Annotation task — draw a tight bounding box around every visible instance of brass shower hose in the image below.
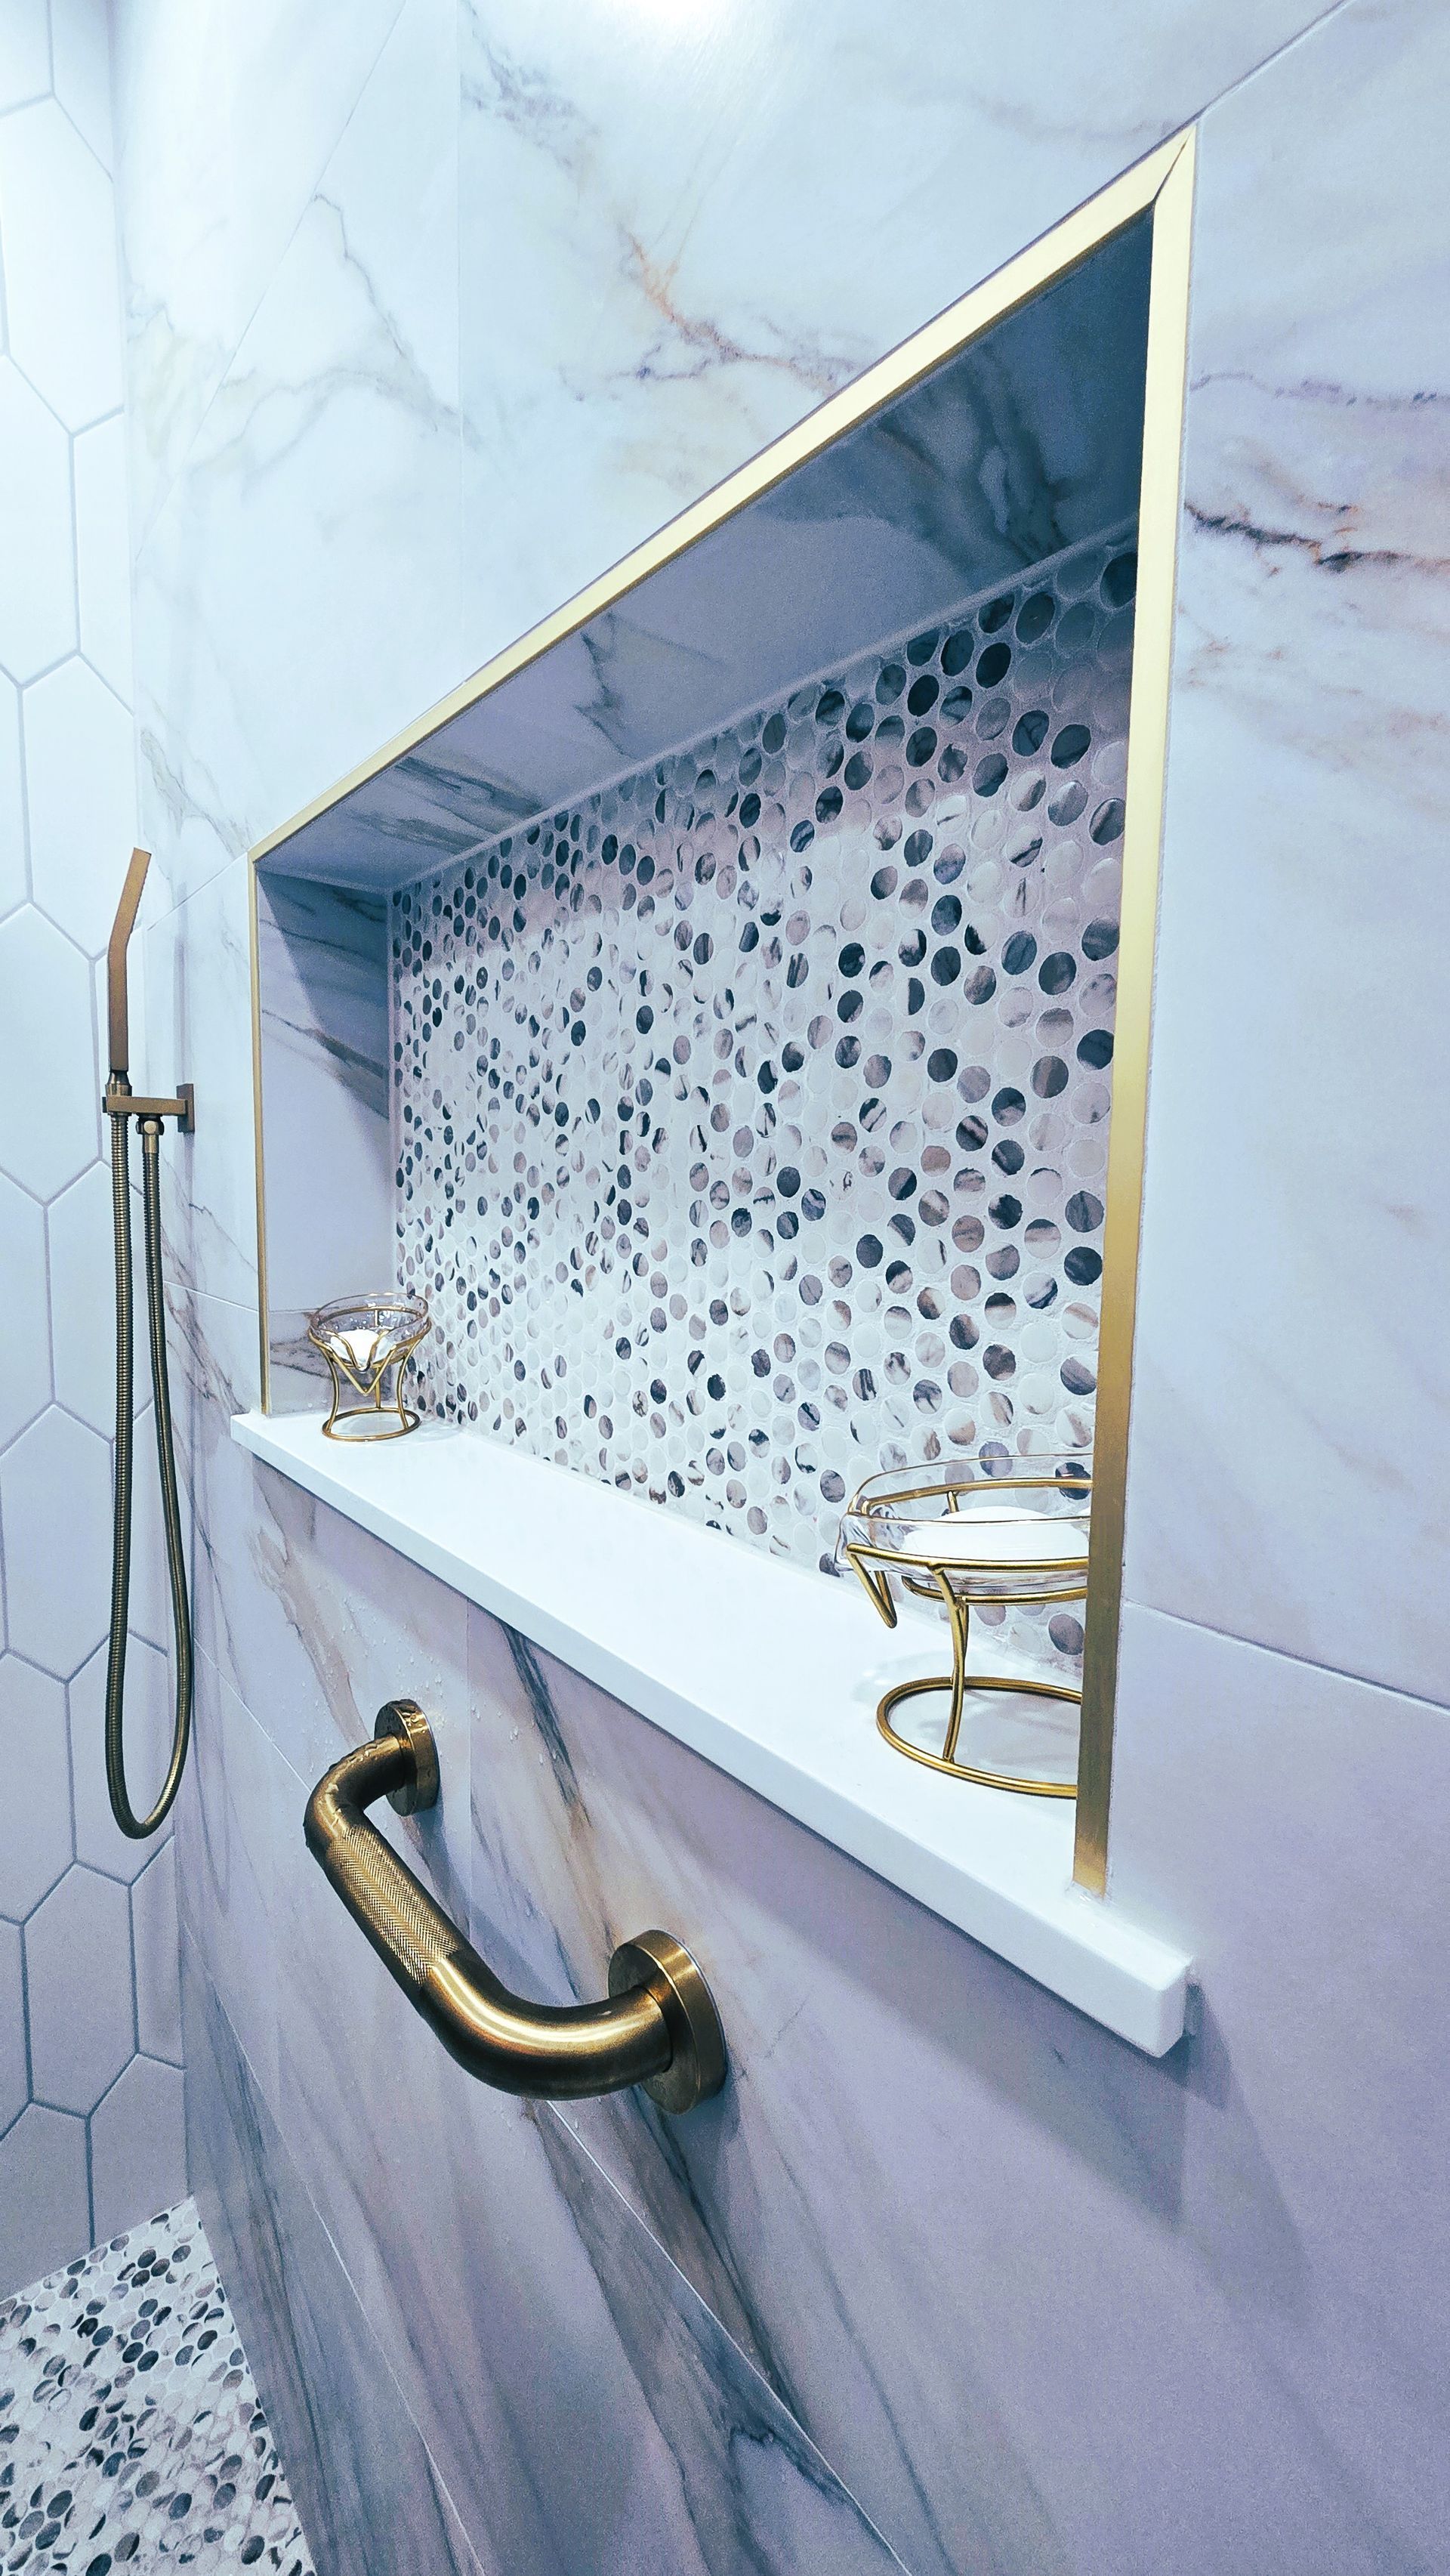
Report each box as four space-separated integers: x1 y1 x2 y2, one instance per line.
105 1089 193 1837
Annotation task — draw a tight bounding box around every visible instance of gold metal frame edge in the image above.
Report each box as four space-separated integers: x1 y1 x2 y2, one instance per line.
1072 128 1197 1895
248 131 1197 1898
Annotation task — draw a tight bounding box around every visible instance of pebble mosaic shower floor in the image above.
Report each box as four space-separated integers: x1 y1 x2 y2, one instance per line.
0 2201 312 2574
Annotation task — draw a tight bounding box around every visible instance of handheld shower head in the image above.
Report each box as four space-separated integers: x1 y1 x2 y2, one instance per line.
106 845 151 1081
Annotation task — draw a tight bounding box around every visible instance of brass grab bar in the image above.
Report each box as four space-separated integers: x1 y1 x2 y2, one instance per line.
304 1701 727 2115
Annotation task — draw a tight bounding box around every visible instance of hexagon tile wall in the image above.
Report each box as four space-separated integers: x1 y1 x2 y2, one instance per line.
395 529 1131 1665
0 2 186 2300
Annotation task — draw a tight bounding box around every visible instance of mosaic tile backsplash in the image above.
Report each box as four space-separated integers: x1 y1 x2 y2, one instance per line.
393 529 1134 1628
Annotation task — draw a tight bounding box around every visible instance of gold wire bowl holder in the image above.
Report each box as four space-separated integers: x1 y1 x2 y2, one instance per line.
839 1459 1092 1795
307 1294 431 1442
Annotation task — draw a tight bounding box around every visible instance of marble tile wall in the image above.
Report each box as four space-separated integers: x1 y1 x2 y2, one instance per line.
113 0 1449 2568
0 0 186 2302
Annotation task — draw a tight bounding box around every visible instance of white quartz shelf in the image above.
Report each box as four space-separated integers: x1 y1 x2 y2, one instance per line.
232 1410 1193 2054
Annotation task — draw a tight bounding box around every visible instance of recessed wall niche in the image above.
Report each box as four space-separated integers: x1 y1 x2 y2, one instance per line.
251 149 1189 1883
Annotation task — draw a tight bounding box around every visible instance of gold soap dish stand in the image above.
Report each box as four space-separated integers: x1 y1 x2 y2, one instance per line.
839 1459 1091 1795
307 1295 431 1441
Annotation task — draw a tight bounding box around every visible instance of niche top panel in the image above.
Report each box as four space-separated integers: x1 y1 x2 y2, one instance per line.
261 218 1151 894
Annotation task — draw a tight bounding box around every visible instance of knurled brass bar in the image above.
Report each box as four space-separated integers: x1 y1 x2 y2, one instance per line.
304 1712 727 2113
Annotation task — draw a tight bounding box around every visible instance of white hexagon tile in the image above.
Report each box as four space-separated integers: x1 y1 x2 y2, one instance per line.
0 0 186 2306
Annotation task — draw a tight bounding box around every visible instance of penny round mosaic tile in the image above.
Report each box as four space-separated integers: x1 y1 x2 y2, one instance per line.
393 528 1134 1665
0 2200 311 2572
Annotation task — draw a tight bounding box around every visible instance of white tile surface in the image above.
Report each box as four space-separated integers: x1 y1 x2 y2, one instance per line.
1123 0 1450 1709
0 2105 91 2302
0 0 49 113
174 1648 286 2114
23 656 137 956
0 1919 25 2130
1105 1603 1450 2568
0 1657 72 1923
455 0 1337 668
73 415 135 700
0 677 23 916
113 0 410 541
0 98 123 430
0 363 76 683
0 1172 50 1448
50 0 115 168
24 1862 134 2114
0 910 98 1199
68 1635 176 1884
131 1838 182 2063
143 856 257 1308
130 0 461 899
89 2053 187 2241
234 1407 1191 2051
46 1160 119 1435
0 1404 112 1677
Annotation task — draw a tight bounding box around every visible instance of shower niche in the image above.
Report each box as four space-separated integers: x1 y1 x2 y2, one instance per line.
244 142 1195 2047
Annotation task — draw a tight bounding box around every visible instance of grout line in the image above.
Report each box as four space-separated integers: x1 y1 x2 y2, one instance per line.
1128 1596 1450 1718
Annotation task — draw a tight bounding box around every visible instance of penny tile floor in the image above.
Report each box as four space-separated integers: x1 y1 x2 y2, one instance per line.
0 2199 312 2572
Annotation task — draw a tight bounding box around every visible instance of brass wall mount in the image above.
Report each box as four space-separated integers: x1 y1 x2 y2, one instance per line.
304 1702 728 2114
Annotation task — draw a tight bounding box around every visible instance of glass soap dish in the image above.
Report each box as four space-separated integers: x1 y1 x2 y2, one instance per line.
307 1294 431 1442
839 1459 1092 1796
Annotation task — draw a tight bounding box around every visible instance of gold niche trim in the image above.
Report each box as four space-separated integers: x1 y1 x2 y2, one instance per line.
247 128 1197 1896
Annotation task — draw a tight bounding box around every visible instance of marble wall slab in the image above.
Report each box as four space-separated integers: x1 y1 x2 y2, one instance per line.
181 1938 490 2576
113 0 1450 2565
270 1808 906 2574
1121 0 1450 1710
455 0 1339 672
253 870 392 1404
128 0 461 916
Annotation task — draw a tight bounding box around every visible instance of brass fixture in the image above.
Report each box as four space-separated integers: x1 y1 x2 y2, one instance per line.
304 1702 728 2114
307 1293 430 1440
841 1463 1092 1795
103 847 196 1838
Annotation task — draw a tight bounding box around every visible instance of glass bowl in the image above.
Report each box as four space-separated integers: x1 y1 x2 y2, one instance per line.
839 1456 1092 1793
306 1293 431 1441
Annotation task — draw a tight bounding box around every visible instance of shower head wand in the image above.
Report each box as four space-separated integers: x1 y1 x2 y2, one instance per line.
107 844 150 1080
102 846 196 1839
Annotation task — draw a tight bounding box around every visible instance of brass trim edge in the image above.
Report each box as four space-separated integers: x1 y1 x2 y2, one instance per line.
248 854 271 1414
1072 127 1197 1895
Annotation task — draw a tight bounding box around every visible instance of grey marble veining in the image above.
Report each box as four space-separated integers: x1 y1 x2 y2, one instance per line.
113 0 1450 2568
1121 0 1450 1709
181 1940 487 2576
270 1816 906 2576
253 871 393 1403
275 220 1150 892
457 1587 1450 2576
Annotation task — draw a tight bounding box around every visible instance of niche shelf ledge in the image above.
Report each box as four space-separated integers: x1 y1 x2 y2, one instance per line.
232 1409 1192 2054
